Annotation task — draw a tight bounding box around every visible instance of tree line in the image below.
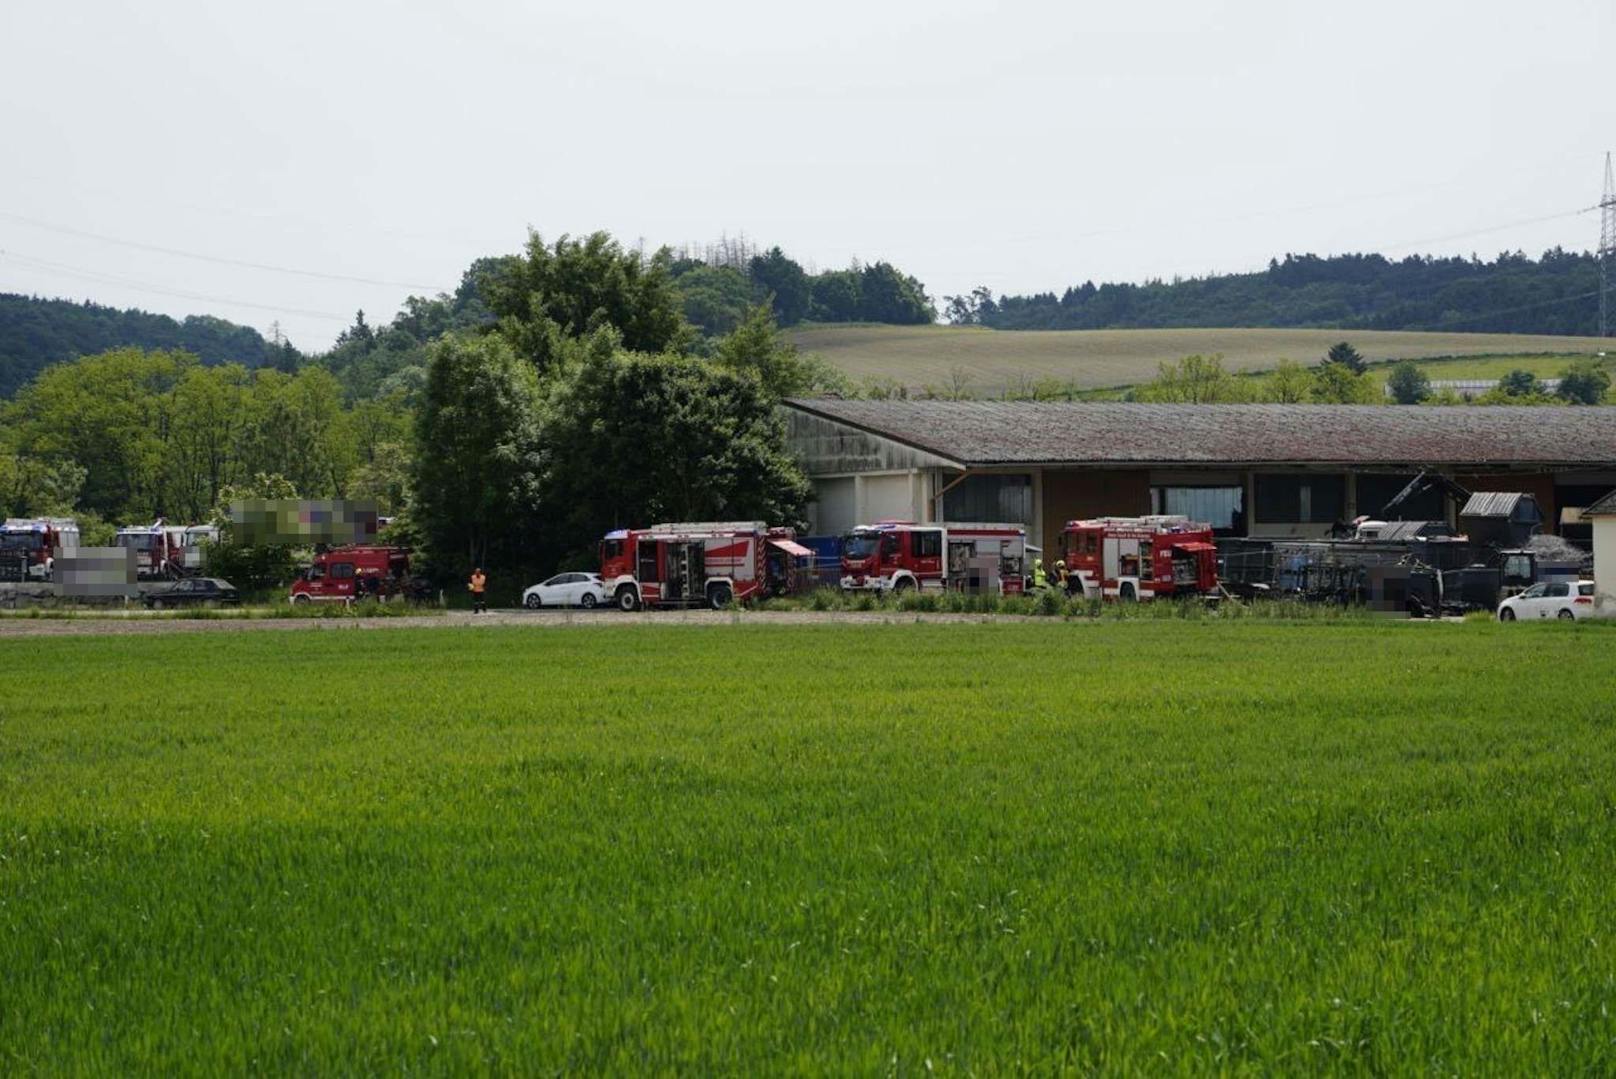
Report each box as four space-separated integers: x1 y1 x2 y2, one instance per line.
0 242 936 405
0 293 299 398
670 243 935 337
0 349 411 544
948 248 1610 336
0 230 838 590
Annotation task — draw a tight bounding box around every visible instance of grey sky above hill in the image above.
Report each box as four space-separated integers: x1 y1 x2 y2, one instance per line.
1 0 1612 350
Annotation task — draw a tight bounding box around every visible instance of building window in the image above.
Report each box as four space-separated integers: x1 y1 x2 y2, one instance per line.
1254 474 1345 524
942 474 1032 524
1151 486 1245 534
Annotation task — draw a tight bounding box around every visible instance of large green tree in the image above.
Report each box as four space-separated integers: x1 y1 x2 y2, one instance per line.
1385 361 1431 405
483 231 695 372
539 351 810 565
410 334 544 575
712 304 813 399
748 247 811 326
1556 361 1609 405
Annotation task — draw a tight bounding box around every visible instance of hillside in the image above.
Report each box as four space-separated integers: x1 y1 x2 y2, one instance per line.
0 293 291 397
790 323 1613 392
971 249 1603 336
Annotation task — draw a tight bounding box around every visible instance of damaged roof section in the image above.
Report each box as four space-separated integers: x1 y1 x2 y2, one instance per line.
783 399 1616 468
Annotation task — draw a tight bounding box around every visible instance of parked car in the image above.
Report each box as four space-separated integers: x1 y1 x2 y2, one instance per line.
1497 579 1600 621
523 572 609 609
143 577 241 609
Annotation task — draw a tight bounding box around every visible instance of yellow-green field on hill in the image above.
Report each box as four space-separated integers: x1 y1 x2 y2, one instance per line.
792 323 1612 392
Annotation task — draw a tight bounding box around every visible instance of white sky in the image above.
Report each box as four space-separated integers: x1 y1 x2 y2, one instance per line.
1 0 1612 350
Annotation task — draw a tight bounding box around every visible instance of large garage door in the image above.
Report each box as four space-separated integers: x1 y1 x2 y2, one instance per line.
810 477 855 536
862 474 916 523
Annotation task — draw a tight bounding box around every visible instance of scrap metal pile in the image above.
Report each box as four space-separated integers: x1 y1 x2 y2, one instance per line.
1216 475 1590 615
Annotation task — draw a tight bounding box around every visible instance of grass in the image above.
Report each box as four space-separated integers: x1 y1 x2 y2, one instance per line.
764 586 1372 620
4 621 1616 1072
1365 352 1608 385
0 598 441 619
791 323 1612 393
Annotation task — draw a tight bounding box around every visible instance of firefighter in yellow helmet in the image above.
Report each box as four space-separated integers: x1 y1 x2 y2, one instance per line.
1053 559 1068 592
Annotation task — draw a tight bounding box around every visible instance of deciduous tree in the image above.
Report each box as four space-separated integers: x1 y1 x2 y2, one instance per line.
1385 361 1431 405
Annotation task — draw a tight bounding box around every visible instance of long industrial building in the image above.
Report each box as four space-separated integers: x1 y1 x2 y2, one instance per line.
783 399 1616 554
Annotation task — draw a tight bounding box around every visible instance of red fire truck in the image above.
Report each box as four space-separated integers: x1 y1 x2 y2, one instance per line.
114 521 191 579
1059 515 1219 601
840 521 1028 595
0 517 80 581
289 545 417 604
600 522 812 611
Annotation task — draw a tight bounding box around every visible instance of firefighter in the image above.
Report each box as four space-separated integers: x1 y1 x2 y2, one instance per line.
1032 557 1047 590
469 567 487 614
1053 559 1069 593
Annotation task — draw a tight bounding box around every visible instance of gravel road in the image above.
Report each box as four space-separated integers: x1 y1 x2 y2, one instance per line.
0 608 1049 637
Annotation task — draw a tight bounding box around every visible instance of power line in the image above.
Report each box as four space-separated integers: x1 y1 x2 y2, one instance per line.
1599 152 1615 336
1405 288 1602 332
0 210 454 292
0 248 354 322
1376 206 1597 255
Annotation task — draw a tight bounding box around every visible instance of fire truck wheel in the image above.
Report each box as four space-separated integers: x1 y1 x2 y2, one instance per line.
1119 582 1138 602
291 593 312 606
893 577 914 594
580 593 598 609
706 584 733 610
616 587 640 612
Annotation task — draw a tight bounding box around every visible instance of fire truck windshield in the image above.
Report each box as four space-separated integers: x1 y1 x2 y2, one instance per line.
117 534 160 550
843 533 879 560
0 532 42 550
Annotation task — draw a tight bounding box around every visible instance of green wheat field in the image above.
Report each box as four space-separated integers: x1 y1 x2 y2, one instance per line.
3 621 1615 1072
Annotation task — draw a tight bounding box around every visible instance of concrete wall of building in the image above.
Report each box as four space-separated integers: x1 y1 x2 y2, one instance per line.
1038 469 1151 556
806 471 935 536
1594 518 1616 606
808 477 856 535
861 473 922 523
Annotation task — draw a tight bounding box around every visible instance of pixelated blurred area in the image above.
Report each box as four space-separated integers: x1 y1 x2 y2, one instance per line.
58 547 138 598
230 500 379 546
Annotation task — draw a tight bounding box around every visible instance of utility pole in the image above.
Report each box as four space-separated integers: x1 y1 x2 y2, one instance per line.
1601 152 1616 336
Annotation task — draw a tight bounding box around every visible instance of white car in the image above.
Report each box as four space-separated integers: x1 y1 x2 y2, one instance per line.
1497 579 1601 621
522 572 609 610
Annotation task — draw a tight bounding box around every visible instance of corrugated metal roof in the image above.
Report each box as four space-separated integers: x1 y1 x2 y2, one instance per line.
784 400 1616 468
1584 489 1616 516
1371 520 1453 541
1460 492 1529 518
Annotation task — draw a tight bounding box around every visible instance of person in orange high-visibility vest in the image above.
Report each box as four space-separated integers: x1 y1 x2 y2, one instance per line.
469 568 487 614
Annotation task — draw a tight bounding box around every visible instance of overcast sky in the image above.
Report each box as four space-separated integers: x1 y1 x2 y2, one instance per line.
2 0 1612 350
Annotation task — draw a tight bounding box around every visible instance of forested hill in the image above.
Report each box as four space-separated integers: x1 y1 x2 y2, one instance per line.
0 294 296 397
959 248 1605 336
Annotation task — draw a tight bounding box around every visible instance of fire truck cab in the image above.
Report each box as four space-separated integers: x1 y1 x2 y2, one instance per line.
1060 515 1219 601
600 522 809 611
290 545 414 604
115 521 191 580
0 517 80 581
840 521 1027 595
